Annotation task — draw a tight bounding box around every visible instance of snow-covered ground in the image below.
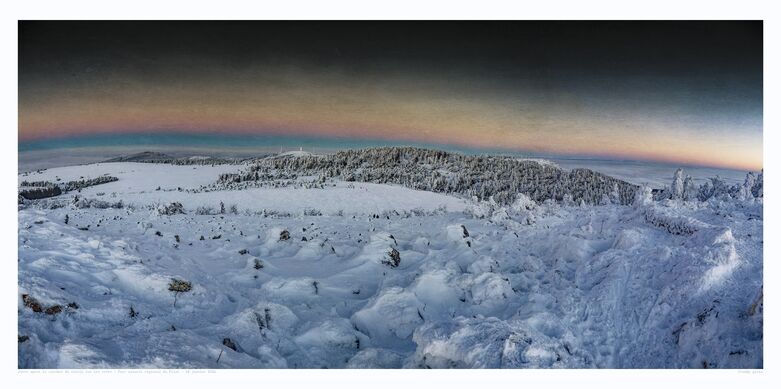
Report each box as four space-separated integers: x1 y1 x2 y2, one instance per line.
18 163 468 215
18 161 763 368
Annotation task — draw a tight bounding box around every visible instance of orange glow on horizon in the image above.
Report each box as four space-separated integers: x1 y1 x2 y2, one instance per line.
19 69 763 172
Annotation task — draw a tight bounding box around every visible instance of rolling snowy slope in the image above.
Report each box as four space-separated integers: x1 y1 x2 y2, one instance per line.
17 158 763 369
18 162 468 214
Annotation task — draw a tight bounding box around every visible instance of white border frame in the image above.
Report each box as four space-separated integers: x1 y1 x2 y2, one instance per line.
3 1 776 387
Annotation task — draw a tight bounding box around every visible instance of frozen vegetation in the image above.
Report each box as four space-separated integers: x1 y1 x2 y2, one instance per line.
213 147 639 206
17 148 763 368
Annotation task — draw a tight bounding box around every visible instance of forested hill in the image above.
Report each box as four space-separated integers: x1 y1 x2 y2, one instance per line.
217 147 639 206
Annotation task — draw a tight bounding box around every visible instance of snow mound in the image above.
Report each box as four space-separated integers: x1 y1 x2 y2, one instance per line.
351 287 424 347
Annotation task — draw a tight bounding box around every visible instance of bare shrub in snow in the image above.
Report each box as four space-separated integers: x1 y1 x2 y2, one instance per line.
168 278 192 307
44 305 62 315
21 294 62 315
382 248 401 268
222 338 238 351
21 294 43 313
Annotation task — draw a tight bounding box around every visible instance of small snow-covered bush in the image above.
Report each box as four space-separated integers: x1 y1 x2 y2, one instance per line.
698 176 733 202
511 193 536 212
642 206 706 235
490 208 511 223
88 200 113 209
302 208 322 216
195 205 215 215
509 194 537 225
464 196 496 219
158 202 185 215
73 197 123 209
23 198 67 210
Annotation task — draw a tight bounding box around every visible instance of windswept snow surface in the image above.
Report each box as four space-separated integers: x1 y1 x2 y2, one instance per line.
18 162 762 368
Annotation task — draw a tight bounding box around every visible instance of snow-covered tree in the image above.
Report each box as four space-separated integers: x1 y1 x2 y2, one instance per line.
753 170 763 198
634 184 653 207
599 193 611 205
683 175 697 201
562 194 574 206
670 168 685 200
609 183 621 204
738 172 756 201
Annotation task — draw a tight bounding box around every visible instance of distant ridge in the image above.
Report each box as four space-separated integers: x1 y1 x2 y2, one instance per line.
101 151 248 165
103 151 173 162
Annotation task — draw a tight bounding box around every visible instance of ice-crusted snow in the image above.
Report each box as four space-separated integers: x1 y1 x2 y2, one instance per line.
17 162 763 368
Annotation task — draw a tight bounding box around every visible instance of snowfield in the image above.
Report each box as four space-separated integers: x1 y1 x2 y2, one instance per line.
18 159 763 369
18 163 468 214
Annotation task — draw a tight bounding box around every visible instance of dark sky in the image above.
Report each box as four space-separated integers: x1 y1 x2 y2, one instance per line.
18 21 763 170
20 21 762 85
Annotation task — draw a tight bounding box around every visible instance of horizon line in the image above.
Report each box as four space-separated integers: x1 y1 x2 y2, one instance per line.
18 132 762 173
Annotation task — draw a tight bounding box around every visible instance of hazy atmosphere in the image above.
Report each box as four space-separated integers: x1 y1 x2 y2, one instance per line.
19 21 762 170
